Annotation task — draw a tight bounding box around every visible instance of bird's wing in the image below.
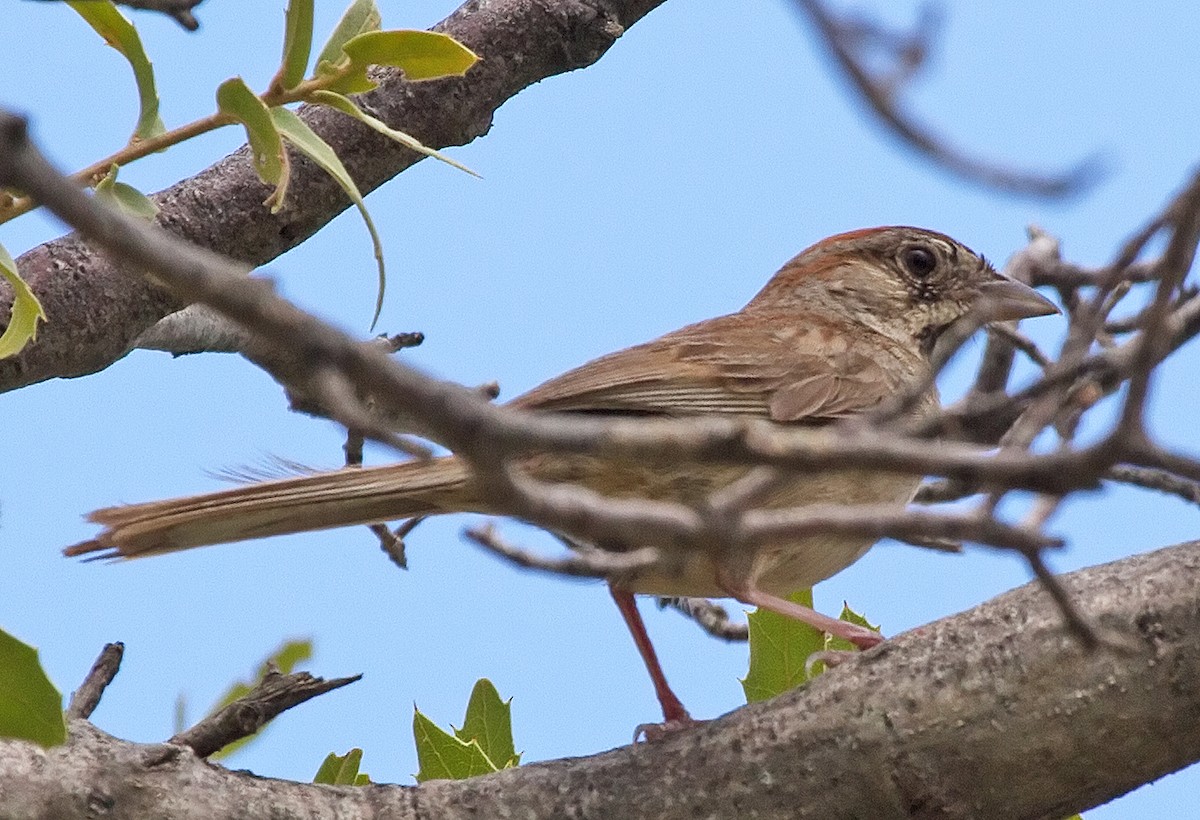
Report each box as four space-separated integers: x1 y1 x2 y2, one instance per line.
511 311 914 422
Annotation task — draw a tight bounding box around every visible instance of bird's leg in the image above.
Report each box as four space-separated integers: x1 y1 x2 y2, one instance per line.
717 574 883 650
609 586 693 732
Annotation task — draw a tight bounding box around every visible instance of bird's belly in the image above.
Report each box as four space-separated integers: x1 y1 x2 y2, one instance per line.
524 454 920 598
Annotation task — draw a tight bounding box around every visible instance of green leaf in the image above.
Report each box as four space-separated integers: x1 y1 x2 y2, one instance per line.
325 29 478 92
315 0 381 69
269 106 386 327
456 679 519 769
741 588 826 702
216 78 289 210
67 1 164 141
94 165 159 220
309 90 478 178
206 639 313 760
413 707 498 782
313 748 372 785
344 30 478 80
275 0 315 91
824 602 880 654
0 628 67 747
345 30 475 80
0 242 47 359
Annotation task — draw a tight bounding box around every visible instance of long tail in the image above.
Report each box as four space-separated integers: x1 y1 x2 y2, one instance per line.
65 457 473 560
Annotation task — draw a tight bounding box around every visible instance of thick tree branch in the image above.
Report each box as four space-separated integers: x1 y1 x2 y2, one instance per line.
2 540 1197 819
0 0 666 393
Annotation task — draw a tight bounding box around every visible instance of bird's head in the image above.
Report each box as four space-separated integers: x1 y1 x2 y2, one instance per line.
748 226 1058 354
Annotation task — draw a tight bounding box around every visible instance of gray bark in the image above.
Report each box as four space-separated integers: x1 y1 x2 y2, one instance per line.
2 540 1197 820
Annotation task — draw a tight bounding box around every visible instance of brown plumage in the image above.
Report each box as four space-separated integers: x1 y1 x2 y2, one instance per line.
67 227 1056 723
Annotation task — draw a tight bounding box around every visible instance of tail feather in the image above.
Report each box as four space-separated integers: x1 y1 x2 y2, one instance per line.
66 457 472 559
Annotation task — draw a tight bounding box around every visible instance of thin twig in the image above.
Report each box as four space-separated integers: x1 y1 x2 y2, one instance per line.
67 642 125 719
986 324 1052 369
168 668 361 758
1106 464 1200 506
658 598 749 642
373 516 426 569
792 0 1101 198
1024 550 1099 650
466 523 660 579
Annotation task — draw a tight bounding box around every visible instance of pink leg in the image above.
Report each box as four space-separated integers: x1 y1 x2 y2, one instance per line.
718 575 883 650
609 586 692 726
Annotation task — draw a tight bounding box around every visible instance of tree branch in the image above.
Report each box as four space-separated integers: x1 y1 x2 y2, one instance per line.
169 669 362 758
0 0 666 393
66 642 125 720
792 0 1103 198
3 540 1197 819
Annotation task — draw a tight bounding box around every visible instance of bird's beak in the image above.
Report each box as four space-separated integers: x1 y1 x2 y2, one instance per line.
978 276 1059 321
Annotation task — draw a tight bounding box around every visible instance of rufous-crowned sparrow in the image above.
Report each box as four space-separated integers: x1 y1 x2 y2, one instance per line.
68 226 1056 725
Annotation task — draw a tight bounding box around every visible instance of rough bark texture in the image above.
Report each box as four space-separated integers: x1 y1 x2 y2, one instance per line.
0 0 666 392
2 540 1197 819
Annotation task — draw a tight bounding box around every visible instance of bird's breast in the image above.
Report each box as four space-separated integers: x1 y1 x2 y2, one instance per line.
520 451 920 598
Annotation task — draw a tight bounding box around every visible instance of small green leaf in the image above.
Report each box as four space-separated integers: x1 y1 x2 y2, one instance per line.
206 639 313 760
216 78 289 210
313 748 371 785
824 603 881 654
456 679 519 769
0 242 47 359
269 106 386 327
337 29 478 89
315 0 381 69
413 706 498 782
741 589 826 703
68 1 164 141
321 26 478 95
0 628 67 747
275 0 315 91
94 165 159 220
309 90 478 178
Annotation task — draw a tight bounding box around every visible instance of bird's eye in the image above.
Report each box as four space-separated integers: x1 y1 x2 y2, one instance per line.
901 246 938 278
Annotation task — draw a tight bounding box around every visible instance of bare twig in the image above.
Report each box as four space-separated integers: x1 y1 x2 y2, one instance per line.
792 0 1101 198
168 668 361 758
1024 549 1100 650
372 516 426 569
466 523 660 578
1106 464 1200 506
67 642 125 720
986 324 1051 369
658 598 749 642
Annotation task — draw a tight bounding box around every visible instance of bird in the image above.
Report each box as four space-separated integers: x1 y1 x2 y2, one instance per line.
67 226 1057 728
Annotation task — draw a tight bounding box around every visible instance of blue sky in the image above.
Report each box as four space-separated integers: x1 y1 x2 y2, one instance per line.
2 1 1198 814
